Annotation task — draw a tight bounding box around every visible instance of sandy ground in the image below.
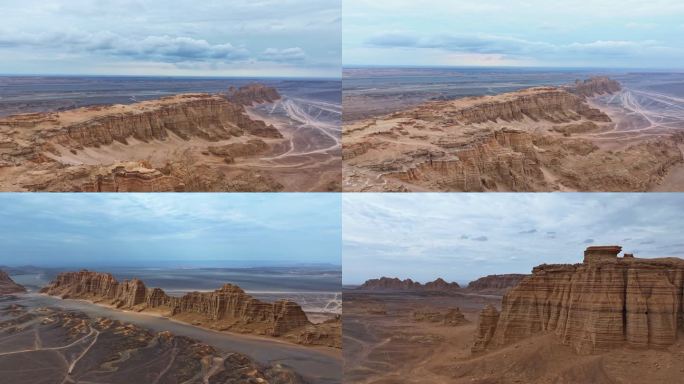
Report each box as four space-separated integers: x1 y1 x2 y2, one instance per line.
343 289 684 384
21 293 342 383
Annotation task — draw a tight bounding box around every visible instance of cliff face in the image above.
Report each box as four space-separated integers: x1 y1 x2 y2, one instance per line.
343 77 684 192
472 248 684 355
567 76 622 97
420 87 611 126
41 271 311 338
359 277 460 291
42 94 281 151
0 269 26 294
467 274 528 292
225 84 281 105
0 85 295 192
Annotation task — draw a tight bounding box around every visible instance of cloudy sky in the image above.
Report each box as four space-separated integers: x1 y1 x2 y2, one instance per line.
343 194 684 285
0 0 340 77
344 0 684 68
0 194 340 268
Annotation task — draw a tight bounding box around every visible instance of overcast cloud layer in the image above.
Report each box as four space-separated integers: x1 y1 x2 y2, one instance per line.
343 194 684 285
344 0 684 68
0 194 341 268
0 0 340 77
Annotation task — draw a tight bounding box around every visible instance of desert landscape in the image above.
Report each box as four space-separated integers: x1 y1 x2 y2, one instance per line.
0 268 341 384
343 246 684 383
343 76 684 192
0 82 341 192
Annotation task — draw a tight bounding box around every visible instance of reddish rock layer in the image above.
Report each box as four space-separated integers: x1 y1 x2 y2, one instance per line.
567 76 622 97
359 276 460 291
225 84 281 105
0 269 26 294
473 247 684 355
467 274 528 292
41 270 310 338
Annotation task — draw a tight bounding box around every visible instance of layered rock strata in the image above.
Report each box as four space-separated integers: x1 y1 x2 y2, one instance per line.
359 276 460 291
0 85 292 192
0 269 26 294
467 274 528 293
343 77 684 192
225 83 281 105
40 270 337 346
473 246 684 355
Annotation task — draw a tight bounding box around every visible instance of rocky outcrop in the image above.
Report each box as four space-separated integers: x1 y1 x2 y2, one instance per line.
225 84 281 105
0 270 26 294
413 307 468 326
472 246 684 355
0 87 293 192
419 87 611 125
343 77 684 192
23 95 280 153
467 274 528 293
424 277 461 291
41 271 312 338
472 304 500 353
359 277 460 291
567 76 622 97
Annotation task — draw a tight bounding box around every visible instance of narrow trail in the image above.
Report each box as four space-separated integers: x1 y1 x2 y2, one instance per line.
0 328 97 357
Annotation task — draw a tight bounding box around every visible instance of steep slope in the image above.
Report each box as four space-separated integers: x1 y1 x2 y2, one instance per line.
41 270 340 347
343 77 684 191
0 269 26 294
473 246 684 355
0 84 316 192
467 274 528 293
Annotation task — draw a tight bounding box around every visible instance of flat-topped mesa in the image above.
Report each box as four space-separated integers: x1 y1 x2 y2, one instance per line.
0 269 26 294
467 274 528 292
0 91 282 159
566 76 622 98
358 276 460 291
40 270 311 337
358 277 421 290
472 245 684 355
583 245 622 263
225 84 281 105
410 86 613 125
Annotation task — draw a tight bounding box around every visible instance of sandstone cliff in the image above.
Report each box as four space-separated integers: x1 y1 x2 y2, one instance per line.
41 270 339 347
472 246 684 355
225 84 281 105
343 77 684 192
566 76 622 97
0 269 26 294
467 274 528 293
359 276 460 291
0 85 298 192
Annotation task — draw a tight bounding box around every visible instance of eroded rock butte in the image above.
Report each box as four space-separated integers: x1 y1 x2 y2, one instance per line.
359 276 460 291
473 245 684 354
0 269 26 294
343 77 684 191
41 270 340 348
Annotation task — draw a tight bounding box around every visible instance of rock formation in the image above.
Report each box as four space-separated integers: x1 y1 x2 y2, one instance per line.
472 304 500 353
0 85 306 192
359 277 460 291
225 84 281 105
343 77 684 192
472 246 684 355
41 270 339 347
467 274 528 293
0 269 26 294
413 307 468 326
566 76 622 97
